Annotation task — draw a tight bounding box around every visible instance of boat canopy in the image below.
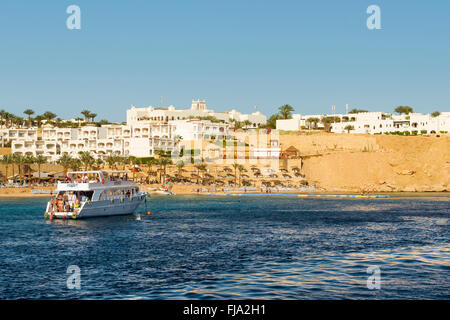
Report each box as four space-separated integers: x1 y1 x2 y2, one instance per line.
67 171 105 180
65 170 131 183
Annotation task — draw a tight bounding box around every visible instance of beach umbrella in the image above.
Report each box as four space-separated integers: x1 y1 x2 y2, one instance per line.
300 179 309 186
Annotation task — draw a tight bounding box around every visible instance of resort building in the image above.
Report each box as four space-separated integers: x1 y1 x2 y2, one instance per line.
0 128 38 147
10 122 180 161
276 112 450 134
126 99 267 128
170 119 229 141
42 127 80 142
5 103 449 164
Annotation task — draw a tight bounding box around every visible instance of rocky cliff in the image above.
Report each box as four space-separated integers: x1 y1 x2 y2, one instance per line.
280 133 449 192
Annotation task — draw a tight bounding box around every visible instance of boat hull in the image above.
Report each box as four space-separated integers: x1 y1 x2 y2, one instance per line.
47 196 146 219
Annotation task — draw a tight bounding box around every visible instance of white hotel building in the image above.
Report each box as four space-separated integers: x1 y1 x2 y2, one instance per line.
9 124 177 161
127 99 267 128
276 112 450 135
7 101 233 161
1 128 37 147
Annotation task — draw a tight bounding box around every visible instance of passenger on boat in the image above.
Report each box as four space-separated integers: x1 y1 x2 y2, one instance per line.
74 197 80 208
57 197 64 212
50 197 58 212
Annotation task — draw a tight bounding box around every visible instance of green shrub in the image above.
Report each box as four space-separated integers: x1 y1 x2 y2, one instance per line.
420 130 427 134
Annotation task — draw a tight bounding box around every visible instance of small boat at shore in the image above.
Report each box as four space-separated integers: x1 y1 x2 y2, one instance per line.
154 189 175 195
45 170 147 219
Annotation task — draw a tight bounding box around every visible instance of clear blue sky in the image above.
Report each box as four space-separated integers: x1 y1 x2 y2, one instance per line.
1 0 449 122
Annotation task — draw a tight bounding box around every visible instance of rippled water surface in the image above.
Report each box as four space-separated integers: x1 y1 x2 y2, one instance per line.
0 196 449 299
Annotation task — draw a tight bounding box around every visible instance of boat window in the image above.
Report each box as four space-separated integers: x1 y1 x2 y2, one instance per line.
77 191 94 201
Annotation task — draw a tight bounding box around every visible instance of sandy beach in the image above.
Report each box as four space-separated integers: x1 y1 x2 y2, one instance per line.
1 184 449 199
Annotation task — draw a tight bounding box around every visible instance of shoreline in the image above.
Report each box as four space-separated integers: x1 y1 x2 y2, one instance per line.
1 190 448 199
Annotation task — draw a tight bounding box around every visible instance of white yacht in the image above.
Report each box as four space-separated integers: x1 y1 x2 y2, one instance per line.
45 171 147 219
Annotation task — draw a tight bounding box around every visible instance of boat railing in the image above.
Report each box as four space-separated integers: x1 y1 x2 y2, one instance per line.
58 180 131 187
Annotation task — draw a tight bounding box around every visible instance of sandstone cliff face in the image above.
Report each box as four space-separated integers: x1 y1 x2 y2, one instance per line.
280 133 450 192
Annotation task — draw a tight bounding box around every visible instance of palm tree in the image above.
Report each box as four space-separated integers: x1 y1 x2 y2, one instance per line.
237 164 245 187
24 155 35 183
78 151 95 171
34 155 47 183
243 120 252 129
23 109 35 128
70 158 82 171
176 160 185 177
143 158 156 181
105 153 116 169
57 154 73 176
349 108 368 114
34 115 44 128
232 120 243 132
155 149 168 158
321 117 333 132
12 154 25 184
344 125 354 133
81 110 91 123
42 111 57 125
10 115 25 128
90 113 97 123
158 157 172 184
194 163 207 184
54 118 63 128
95 158 104 170
119 156 129 170
2 111 12 128
1 155 12 184
0 109 6 128
74 117 84 126
279 104 294 119
306 117 320 129
394 106 414 115
431 111 441 118
128 156 138 180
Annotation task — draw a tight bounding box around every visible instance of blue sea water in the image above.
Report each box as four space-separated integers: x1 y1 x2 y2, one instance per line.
0 196 449 299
